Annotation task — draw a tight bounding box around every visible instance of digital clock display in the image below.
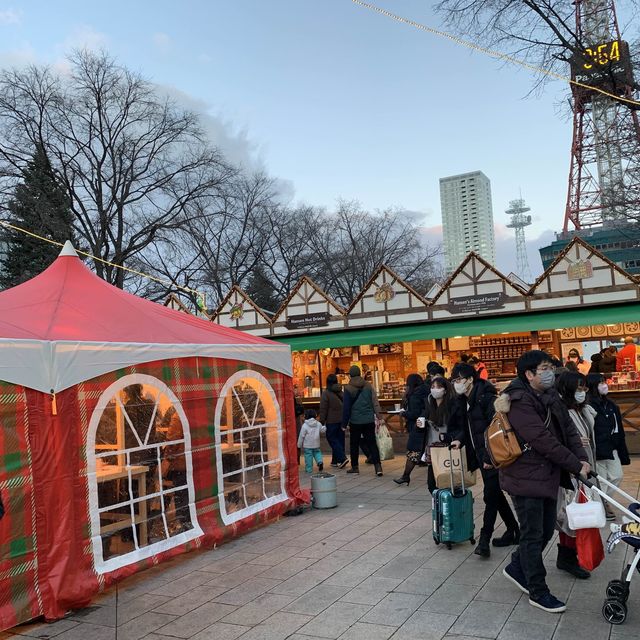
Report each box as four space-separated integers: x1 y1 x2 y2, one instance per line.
569 40 633 94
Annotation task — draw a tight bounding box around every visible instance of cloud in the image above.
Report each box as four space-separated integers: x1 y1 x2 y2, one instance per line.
58 24 109 55
157 84 264 171
0 43 37 69
0 9 21 25
152 32 171 52
494 224 556 281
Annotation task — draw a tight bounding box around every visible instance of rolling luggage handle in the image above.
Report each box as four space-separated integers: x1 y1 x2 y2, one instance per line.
577 472 640 524
448 444 466 494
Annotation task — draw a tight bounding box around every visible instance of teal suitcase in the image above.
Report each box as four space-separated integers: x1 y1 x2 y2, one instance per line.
432 447 475 549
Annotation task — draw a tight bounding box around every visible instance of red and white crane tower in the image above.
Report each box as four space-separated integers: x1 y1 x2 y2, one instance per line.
565 0 640 233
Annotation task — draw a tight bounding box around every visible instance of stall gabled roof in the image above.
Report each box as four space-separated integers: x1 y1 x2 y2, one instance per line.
271 276 346 324
347 264 430 313
213 285 273 325
529 236 638 295
429 252 528 305
164 293 201 316
0 243 291 393
211 285 273 336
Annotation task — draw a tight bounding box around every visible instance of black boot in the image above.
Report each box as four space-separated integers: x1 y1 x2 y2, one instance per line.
492 527 520 547
474 532 491 558
394 460 415 486
374 462 383 477
556 544 590 579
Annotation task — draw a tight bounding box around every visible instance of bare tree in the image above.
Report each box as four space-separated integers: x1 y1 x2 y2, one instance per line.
0 50 233 287
305 200 442 305
262 204 323 300
243 200 442 308
135 171 281 310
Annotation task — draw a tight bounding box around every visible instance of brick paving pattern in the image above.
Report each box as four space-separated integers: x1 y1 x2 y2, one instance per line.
4 456 640 640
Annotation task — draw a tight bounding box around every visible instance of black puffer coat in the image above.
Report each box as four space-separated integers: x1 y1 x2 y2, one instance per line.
589 395 630 465
448 379 497 473
403 383 428 452
498 378 588 500
319 384 343 425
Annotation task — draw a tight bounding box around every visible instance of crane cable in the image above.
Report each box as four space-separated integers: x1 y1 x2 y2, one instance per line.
0 219 207 305
350 0 640 108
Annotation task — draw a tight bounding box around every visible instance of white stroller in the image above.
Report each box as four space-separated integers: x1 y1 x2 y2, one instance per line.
579 472 640 626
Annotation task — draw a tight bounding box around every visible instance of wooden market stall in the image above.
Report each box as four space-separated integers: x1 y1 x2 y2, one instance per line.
211 237 640 452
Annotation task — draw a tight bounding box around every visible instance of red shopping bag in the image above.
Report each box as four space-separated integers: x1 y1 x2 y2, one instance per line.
575 488 605 571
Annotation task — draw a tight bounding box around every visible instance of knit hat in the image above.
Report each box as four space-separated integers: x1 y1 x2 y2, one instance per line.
349 365 361 377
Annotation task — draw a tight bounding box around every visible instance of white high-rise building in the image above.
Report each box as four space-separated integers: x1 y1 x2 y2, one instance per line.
440 171 496 272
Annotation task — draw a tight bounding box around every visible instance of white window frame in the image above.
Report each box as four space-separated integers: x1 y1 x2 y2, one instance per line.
87 373 203 574
214 370 287 525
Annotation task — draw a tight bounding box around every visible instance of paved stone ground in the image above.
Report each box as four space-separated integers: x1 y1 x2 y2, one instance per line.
5 456 640 640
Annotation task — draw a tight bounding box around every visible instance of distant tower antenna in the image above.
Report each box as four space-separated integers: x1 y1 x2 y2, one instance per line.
506 198 533 283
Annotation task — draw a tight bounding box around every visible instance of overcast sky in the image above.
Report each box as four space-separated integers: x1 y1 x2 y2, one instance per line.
0 0 610 277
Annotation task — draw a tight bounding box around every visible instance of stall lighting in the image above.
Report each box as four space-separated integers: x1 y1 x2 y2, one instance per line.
453 336 462 339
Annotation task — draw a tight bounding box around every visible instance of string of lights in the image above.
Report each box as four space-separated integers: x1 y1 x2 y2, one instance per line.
350 0 640 108
0 220 206 304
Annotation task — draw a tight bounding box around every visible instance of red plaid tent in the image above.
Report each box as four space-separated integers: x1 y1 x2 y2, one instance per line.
0 242 307 630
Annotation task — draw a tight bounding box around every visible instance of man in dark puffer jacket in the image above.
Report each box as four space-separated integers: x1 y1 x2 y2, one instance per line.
500 351 589 614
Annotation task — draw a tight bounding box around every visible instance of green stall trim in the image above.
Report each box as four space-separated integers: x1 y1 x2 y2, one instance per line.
273 302 640 351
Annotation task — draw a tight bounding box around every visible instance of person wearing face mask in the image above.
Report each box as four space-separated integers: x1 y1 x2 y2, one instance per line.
498 351 589 614
424 362 446 393
447 363 519 558
424 376 456 494
586 373 630 518
393 373 428 486
554 371 597 579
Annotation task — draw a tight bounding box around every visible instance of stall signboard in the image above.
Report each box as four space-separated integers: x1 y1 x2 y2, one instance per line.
567 259 594 281
447 292 505 314
285 312 330 330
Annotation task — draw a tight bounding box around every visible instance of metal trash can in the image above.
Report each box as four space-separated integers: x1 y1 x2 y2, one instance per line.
311 472 337 509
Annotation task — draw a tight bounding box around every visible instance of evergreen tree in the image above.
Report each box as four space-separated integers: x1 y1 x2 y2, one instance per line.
0 146 77 288
244 266 280 313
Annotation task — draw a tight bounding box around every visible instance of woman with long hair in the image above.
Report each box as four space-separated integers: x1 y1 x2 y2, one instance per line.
425 376 456 494
393 373 428 486
586 372 630 518
555 371 596 579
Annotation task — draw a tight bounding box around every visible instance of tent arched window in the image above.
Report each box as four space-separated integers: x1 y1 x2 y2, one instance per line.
215 371 287 524
88 374 202 574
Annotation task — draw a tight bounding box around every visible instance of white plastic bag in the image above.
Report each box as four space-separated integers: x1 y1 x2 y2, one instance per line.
566 484 606 530
375 419 395 461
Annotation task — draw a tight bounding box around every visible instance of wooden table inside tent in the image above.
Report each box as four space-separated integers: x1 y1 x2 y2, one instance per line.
96 464 149 546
